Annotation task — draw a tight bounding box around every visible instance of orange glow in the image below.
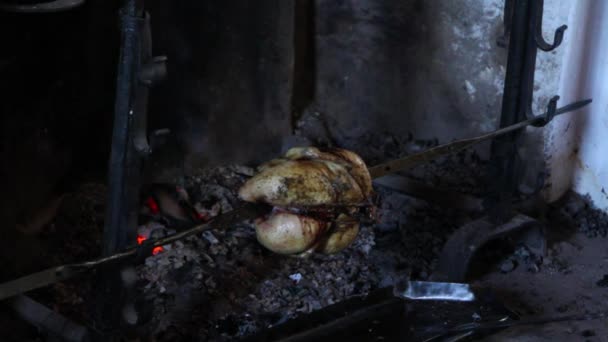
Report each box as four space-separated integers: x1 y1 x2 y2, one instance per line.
145 197 160 214
137 234 164 255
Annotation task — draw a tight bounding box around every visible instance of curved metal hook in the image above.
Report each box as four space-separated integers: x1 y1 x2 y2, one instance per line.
534 0 567 52
536 24 567 52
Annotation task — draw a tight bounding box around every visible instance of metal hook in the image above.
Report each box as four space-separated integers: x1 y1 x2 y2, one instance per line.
531 95 559 127
545 95 559 122
534 0 567 51
536 24 567 52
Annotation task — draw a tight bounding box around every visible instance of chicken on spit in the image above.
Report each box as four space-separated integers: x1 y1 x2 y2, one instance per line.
238 147 374 256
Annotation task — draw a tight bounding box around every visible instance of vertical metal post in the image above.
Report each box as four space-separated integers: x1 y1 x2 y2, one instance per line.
488 0 538 221
92 0 143 339
103 0 139 256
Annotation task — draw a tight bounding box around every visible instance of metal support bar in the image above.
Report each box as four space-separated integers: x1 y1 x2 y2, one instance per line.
488 0 534 220
102 0 139 258
92 0 144 339
488 0 567 221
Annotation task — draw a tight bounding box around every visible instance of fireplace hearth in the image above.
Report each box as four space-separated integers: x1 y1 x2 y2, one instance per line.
0 1 606 341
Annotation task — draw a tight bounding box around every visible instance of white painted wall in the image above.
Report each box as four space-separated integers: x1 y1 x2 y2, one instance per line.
544 0 608 211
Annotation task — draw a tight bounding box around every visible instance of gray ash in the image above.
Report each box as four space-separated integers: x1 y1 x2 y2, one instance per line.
137 166 382 341
405 149 490 197
337 131 490 197
135 161 474 341
373 186 469 281
137 219 379 341
560 192 608 238
25 135 490 341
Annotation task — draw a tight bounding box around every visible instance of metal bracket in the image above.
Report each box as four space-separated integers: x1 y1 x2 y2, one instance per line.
530 95 559 127
534 0 567 52
133 11 168 156
430 213 546 283
139 56 167 87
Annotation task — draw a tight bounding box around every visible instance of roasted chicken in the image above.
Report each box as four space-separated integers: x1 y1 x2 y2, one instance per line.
239 147 373 256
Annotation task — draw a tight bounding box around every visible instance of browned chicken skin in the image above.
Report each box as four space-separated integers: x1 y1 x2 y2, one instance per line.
238 147 373 256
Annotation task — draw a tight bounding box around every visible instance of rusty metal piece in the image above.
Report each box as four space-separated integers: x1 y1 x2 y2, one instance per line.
0 0 84 13
430 213 545 283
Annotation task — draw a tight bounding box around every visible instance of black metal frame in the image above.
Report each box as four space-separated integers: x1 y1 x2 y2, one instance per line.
432 0 573 287
91 1 143 339
92 0 167 339
488 0 566 221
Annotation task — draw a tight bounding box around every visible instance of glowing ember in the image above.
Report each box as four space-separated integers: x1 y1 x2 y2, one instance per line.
145 196 160 215
137 234 165 256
